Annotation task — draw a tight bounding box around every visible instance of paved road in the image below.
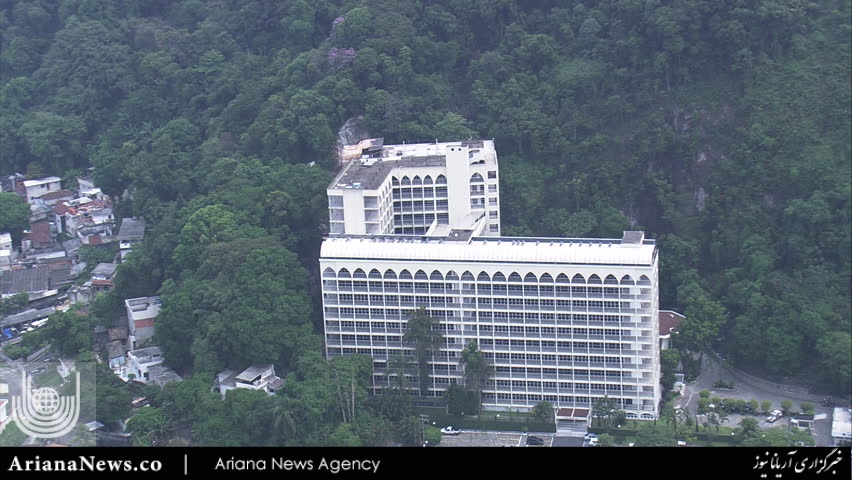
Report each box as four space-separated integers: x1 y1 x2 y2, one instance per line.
678 354 836 445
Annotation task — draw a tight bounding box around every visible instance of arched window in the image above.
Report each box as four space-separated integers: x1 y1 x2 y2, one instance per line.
413 176 422 186
323 268 336 278
399 270 413 280
540 273 554 283
620 275 634 285
430 271 444 282
470 173 484 184
638 275 651 285
415 270 428 280
338 268 351 279
436 175 447 185
493 272 506 282
401 176 411 186
476 272 490 282
369 269 382 279
423 175 433 185
383 269 397 279
604 274 618 285
462 271 476 282
391 177 400 186
446 271 459 281
508 272 522 283
524 273 538 283
588 274 602 284
353 268 367 279
570 274 584 284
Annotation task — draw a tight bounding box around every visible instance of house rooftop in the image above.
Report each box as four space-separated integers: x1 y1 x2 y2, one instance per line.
0 265 51 296
116 218 145 242
128 346 163 364
92 263 117 277
236 364 274 382
659 310 686 337
22 177 61 188
36 189 75 201
25 221 52 245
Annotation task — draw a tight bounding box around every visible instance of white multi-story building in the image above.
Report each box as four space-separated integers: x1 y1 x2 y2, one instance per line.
320 139 661 419
328 138 501 236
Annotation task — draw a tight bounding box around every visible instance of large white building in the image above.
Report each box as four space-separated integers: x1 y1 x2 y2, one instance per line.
320 139 661 419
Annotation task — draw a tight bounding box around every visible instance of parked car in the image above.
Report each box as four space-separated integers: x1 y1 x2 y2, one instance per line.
440 426 461 435
766 409 783 422
584 433 598 441
526 436 544 445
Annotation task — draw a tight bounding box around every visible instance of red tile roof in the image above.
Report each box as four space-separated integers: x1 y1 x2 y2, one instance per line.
659 310 686 336
26 221 52 245
37 189 75 201
88 235 103 245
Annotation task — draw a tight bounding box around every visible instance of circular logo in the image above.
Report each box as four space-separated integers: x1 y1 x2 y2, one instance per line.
31 388 61 415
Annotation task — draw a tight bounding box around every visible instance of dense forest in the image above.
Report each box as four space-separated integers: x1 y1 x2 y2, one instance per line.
1 0 849 445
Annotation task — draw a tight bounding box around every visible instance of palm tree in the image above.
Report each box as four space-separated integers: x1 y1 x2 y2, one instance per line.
387 354 415 392
403 307 444 396
70 423 97 446
460 341 494 413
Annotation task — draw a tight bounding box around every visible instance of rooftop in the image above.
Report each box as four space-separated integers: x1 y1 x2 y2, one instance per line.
236 364 274 382
116 218 146 242
0 265 51 296
36 189 75 202
128 346 163 364
330 155 447 191
92 263 117 277
320 233 657 266
329 139 496 191
0 307 55 328
659 310 686 337
833 407 851 440
22 177 61 188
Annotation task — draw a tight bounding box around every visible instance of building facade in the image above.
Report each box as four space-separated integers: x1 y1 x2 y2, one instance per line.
328 139 501 236
321 233 661 417
320 139 661 418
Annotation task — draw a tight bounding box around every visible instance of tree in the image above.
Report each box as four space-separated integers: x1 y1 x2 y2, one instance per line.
403 307 444 396
531 400 554 423
0 192 30 241
592 396 619 428
761 400 773 414
70 423 97 447
459 341 494 413
126 406 175 447
386 354 415 392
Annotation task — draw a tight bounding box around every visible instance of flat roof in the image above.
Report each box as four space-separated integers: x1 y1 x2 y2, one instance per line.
330 155 447 191
329 139 497 191
22 177 61 187
92 263 117 276
320 234 657 266
116 218 146 241
236 364 273 382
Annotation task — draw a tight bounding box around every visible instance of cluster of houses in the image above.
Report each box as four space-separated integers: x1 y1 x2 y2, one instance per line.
2 173 283 403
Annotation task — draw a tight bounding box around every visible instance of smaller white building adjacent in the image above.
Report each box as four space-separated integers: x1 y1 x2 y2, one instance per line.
215 364 284 397
23 177 62 203
124 346 164 383
125 296 160 350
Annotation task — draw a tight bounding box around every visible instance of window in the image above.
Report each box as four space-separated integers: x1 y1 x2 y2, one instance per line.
488 184 498 193
488 198 498 206
487 171 497 179
489 211 498 219
489 225 499 232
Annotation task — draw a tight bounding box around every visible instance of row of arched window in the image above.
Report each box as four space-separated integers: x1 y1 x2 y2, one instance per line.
323 267 651 286
391 174 447 186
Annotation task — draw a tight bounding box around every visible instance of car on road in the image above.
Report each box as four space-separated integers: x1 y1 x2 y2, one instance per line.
525 436 544 446
440 426 461 435
584 433 598 441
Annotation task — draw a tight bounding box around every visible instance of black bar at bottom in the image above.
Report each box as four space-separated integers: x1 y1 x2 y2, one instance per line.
0 447 848 479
